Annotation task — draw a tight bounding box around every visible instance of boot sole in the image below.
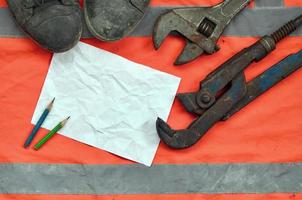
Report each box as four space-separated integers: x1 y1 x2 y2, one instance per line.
83 0 150 41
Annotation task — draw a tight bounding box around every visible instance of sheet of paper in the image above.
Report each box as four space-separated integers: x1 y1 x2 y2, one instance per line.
32 42 181 166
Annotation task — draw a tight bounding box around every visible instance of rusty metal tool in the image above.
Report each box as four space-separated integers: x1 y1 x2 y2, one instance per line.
156 14 302 149
153 0 251 65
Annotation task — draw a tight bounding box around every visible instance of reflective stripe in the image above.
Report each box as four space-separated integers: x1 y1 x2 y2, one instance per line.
1 163 302 194
0 9 93 38
0 7 302 38
255 0 284 7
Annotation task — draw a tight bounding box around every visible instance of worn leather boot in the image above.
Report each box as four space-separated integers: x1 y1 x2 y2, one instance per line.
7 0 82 52
84 0 150 41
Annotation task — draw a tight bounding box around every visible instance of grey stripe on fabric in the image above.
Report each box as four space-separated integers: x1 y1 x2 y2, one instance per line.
0 163 302 194
0 7 302 38
0 8 94 38
134 7 302 37
254 0 284 8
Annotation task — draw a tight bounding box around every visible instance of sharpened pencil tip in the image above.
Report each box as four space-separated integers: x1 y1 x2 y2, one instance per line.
61 116 71 126
47 97 56 110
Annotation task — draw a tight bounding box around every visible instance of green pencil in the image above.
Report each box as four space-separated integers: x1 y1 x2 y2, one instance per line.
34 117 70 150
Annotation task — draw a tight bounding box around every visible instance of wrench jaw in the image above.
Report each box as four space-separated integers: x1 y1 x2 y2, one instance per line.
156 118 201 149
175 41 205 65
154 8 221 65
153 11 181 50
153 0 252 65
153 12 219 65
153 9 209 65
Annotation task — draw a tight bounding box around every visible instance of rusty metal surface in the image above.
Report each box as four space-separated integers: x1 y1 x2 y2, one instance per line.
153 0 251 65
223 50 302 120
156 14 302 149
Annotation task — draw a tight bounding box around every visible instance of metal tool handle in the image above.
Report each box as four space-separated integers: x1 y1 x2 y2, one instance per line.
223 50 302 120
155 14 302 150
201 0 251 50
196 14 302 110
196 40 270 109
190 73 247 130
219 0 251 19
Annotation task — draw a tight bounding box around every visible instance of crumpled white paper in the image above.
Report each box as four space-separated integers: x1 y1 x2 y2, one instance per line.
32 42 181 166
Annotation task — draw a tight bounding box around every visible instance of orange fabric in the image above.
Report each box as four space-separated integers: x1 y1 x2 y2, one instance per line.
150 0 255 7
0 36 301 165
0 0 5 7
2 0 302 8
150 0 223 6
285 0 302 6
0 0 223 7
0 0 232 7
0 194 301 200
1 0 302 8
0 1 302 200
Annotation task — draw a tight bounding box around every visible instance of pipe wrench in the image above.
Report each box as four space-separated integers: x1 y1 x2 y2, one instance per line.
156 14 302 149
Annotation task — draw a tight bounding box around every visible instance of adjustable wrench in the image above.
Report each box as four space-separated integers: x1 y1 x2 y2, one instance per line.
156 14 302 149
153 0 251 65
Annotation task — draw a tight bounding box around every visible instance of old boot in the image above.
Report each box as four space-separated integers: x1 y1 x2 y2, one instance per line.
84 0 150 41
7 0 82 52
